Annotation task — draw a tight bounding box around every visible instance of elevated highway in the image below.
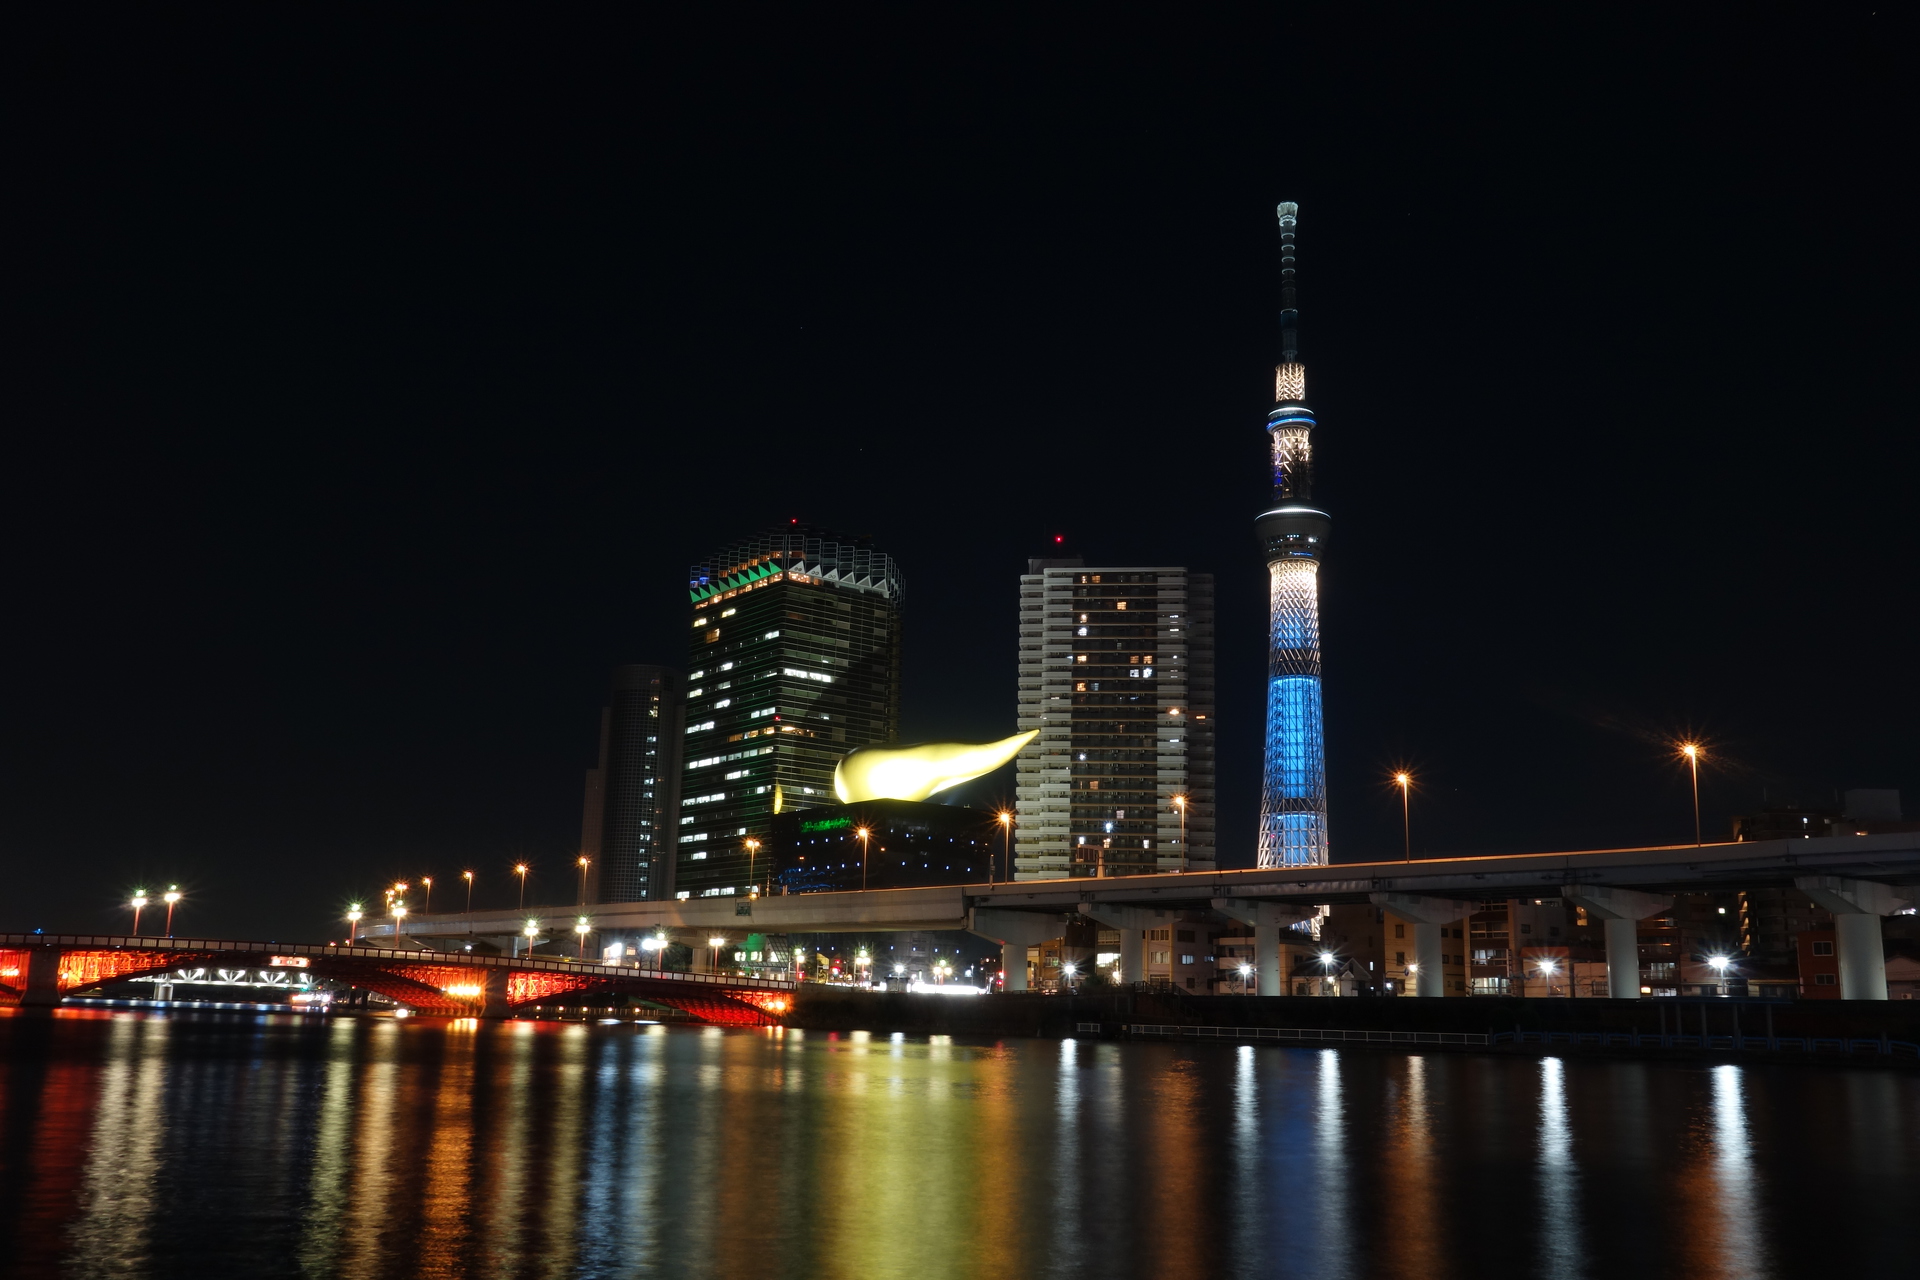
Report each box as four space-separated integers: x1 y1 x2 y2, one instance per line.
372 832 1920 1000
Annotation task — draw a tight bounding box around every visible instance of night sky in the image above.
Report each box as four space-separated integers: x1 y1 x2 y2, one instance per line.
7 10 1914 941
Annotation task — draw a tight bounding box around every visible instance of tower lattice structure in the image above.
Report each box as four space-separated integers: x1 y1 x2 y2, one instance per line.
1255 201 1331 867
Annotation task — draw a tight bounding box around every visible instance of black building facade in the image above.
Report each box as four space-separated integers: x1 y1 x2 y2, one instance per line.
769 799 996 894
583 663 686 903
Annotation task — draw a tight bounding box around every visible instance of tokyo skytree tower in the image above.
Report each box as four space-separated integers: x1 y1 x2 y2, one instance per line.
1255 201 1332 867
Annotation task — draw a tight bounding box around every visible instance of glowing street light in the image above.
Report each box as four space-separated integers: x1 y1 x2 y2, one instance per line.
1318 949 1337 996
709 935 727 972
744 838 761 894
514 863 530 910
519 917 540 958
421 876 433 914
995 811 1013 884
575 916 591 958
130 891 149 936
856 827 872 890
462 870 475 917
1059 961 1076 993
1239 962 1253 995
392 902 409 943
576 855 592 907
1393 772 1413 862
1171 794 1188 871
162 886 182 937
346 904 363 943
1678 742 1704 845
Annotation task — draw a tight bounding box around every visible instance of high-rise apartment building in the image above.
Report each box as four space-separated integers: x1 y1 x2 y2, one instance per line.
581 663 686 902
1256 200 1333 867
675 526 903 898
1015 559 1215 878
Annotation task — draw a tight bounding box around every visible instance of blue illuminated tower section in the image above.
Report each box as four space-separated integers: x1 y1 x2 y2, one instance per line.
1255 201 1331 867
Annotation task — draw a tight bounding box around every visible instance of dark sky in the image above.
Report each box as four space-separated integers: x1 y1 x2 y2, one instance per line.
7 9 1914 941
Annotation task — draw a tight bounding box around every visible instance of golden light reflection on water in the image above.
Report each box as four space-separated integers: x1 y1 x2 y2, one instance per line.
4 1009 1918 1278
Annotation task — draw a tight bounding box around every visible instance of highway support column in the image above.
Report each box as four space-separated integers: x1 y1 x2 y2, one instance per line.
1561 885 1674 999
1078 904 1173 987
1369 893 1477 997
1211 898 1314 997
22 948 61 1009
1796 876 1914 1001
968 909 1063 993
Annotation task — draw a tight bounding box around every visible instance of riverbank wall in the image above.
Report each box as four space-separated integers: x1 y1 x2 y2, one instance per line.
787 986 1920 1065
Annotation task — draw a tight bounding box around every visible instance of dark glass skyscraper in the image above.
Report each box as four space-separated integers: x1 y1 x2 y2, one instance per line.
582 663 686 902
675 526 902 898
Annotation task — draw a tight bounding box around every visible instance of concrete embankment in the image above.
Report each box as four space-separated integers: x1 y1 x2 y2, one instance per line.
787 986 1920 1064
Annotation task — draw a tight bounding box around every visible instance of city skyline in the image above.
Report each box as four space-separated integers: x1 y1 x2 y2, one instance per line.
8 13 1914 941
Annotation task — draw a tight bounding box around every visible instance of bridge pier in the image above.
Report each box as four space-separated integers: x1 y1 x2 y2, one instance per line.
1370 893 1475 996
1211 899 1314 996
480 970 514 1019
21 949 61 1008
1797 876 1914 1000
969 909 1062 992
1561 886 1673 999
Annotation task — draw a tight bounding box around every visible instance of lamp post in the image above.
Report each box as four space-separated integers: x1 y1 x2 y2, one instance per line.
421 876 433 914
1536 955 1559 998
1679 743 1703 845
1707 953 1731 998
515 863 529 910
855 827 871 890
1394 772 1413 862
1239 962 1253 996
462 870 474 921
996 811 1013 883
1059 961 1075 994
392 903 409 943
744 839 761 895
1171 794 1188 871
346 905 363 943
1319 950 1337 997
709 936 727 974
130 891 148 936
521 918 539 958
163 886 182 936
575 916 591 959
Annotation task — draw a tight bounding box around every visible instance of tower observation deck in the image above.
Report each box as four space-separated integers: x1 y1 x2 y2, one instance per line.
1255 201 1331 867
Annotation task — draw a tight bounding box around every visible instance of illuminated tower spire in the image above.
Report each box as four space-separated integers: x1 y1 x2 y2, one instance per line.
1255 201 1331 867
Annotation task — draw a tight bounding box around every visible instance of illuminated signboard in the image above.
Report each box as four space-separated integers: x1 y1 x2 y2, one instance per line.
268 956 311 968
799 817 853 833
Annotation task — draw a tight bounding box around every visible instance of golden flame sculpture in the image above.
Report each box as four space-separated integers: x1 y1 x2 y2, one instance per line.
833 731 1038 804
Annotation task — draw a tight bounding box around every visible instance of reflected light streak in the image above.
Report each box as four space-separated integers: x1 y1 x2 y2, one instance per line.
1536 1057 1584 1279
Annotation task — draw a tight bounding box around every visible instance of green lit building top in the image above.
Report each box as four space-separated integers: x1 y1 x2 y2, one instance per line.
674 525 902 898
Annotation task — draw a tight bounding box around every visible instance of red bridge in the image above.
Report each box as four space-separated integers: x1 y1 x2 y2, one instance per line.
0 934 794 1025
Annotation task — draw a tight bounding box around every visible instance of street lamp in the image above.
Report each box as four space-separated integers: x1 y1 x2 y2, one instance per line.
1393 772 1413 862
392 902 409 943
163 886 182 936
130 891 148 936
1171 794 1188 871
421 876 433 914
1707 953 1731 995
514 863 530 910
462 870 474 918
744 839 761 894
1059 961 1076 993
709 936 727 973
1678 742 1704 845
1535 956 1559 996
521 917 540 957
855 827 872 890
1319 950 1337 996
346 904 363 943
995 811 1013 883
576 856 591 906
575 916 591 958
1239 962 1253 995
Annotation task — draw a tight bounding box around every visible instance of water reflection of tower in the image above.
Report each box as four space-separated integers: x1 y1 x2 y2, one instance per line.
1255 201 1331 867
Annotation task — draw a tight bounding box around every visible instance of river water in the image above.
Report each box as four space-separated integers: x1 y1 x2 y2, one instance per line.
1 1009 1914 1279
